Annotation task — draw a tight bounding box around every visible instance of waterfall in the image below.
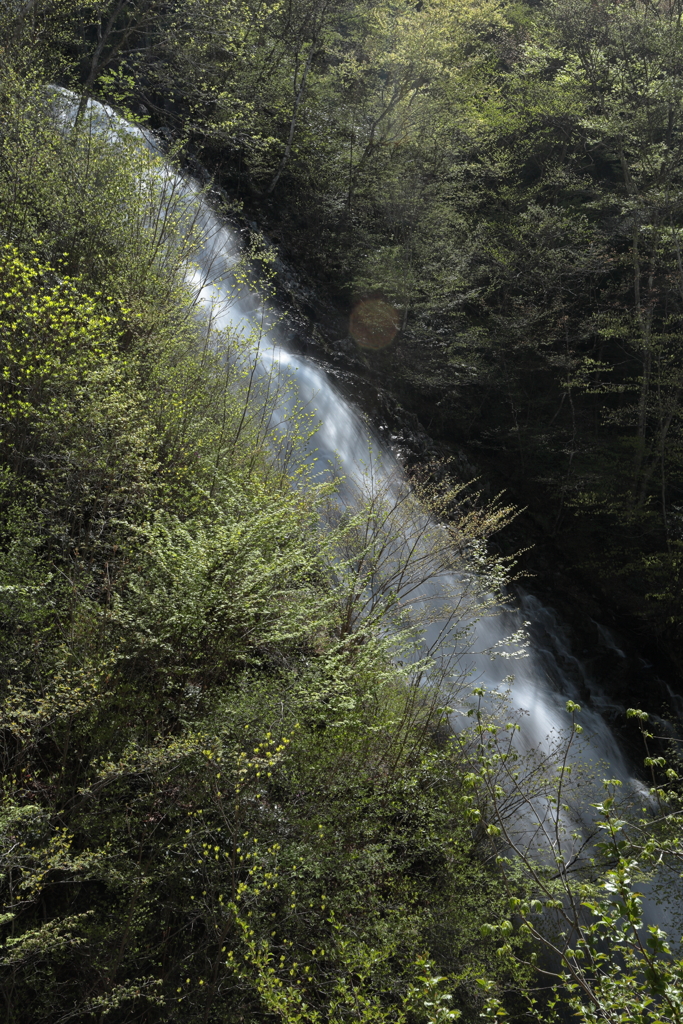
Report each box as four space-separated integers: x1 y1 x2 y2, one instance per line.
54 89 668 917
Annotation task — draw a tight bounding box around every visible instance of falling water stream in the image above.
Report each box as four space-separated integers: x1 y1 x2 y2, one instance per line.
56 91 674 928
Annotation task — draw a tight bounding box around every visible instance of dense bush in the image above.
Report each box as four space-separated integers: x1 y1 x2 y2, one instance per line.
0 81 530 1022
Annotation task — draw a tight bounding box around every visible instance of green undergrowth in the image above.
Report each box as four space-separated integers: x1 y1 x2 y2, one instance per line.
0 79 531 1023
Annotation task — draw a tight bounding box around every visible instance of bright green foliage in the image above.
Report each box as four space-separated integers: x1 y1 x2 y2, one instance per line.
462 697 683 1024
0 81 530 1023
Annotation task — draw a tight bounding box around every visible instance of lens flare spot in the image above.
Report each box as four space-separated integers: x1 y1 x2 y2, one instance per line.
349 298 400 350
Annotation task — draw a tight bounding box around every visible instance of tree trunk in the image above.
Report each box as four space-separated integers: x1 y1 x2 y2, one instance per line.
266 46 315 195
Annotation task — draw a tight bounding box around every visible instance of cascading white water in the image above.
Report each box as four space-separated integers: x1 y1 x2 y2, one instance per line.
55 90 668 913
179 136 642 797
